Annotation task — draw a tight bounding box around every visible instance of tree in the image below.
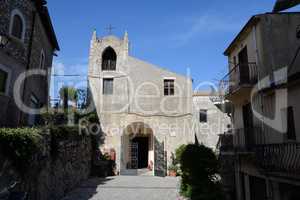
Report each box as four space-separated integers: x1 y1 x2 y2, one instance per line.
180 144 224 200
59 86 78 110
76 88 87 109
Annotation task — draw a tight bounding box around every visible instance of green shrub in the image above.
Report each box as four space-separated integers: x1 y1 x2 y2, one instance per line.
0 128 42 173
179 144 224 200
175 144 187 164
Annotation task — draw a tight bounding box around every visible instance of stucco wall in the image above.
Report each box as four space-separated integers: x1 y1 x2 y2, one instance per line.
193 95 231 149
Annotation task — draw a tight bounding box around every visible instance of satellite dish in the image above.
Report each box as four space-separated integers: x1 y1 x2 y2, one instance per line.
273 0 300 12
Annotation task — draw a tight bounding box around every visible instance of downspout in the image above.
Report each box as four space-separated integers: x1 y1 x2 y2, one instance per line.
19 10 37 125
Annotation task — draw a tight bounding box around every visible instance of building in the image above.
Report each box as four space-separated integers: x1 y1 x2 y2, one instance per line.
219 12 300 200
88 31 194 176
0 0 59 127
193 91 231 150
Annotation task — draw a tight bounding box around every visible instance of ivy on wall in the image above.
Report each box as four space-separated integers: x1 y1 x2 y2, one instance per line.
0 128 42 173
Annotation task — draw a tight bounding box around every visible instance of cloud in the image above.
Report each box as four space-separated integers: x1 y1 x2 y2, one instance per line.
50 60 88 99
170 14 244 46
52 60 88 76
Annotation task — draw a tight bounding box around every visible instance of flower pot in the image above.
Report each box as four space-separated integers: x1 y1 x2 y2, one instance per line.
168 170 177 177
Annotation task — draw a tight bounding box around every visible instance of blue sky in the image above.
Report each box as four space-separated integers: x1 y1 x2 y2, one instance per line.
48 0 297 100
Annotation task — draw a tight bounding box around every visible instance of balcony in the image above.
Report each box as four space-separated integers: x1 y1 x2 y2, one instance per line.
218 133 234 152
255 143 300 174
233 127 264 152
233 127 300 174
220 63 258 100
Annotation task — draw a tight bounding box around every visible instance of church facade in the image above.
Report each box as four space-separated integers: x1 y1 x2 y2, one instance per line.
88 31 194 176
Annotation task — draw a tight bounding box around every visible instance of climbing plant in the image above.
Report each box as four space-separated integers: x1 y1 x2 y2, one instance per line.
0 128 42 173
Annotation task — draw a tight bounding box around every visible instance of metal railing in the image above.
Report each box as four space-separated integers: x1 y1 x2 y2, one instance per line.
255 143 300 174
232 127 300 174
233 127 265 151
220 63 258 95
218 133 234 152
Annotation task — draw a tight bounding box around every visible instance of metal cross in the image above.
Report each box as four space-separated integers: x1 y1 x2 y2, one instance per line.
105 24 115 35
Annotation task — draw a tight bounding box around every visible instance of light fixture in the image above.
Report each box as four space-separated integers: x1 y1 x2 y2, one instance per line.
0 34 9 48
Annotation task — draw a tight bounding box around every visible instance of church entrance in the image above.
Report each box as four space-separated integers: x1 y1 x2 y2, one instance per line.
131 136 149 169
122 122 154 175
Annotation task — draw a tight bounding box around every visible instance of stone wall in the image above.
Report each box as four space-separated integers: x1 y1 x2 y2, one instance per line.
0 0 56 127
0 131 92 200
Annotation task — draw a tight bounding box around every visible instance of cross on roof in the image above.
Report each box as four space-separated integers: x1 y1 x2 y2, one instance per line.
105 24 115 35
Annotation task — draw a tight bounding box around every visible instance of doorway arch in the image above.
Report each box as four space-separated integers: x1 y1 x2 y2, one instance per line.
122 122 154 170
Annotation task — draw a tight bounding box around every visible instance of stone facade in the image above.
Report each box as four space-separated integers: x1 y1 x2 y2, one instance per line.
88 31 194 175
0 0 59 127
0 131 92 200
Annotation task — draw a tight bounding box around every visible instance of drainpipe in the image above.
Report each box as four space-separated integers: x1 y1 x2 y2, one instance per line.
19 10 37 125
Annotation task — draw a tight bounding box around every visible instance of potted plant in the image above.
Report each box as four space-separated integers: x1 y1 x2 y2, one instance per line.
168 164 178 177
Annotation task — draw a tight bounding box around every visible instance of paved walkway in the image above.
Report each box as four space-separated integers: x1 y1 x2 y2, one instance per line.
62 176 181 200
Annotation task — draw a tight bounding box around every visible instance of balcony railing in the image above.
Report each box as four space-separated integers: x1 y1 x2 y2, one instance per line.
220 63 258 95
255 143 300 174
218 133 234 152
232 127 300 174
234 127 265 151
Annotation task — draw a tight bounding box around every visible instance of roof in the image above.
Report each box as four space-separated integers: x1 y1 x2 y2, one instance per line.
223 15 260 56
224 12 300 56
193 90 221 97
33 0 60 51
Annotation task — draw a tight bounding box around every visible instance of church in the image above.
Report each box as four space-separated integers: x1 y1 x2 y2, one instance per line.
88 31 195 176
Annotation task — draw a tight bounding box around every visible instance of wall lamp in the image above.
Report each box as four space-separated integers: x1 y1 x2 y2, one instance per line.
0 34 9 48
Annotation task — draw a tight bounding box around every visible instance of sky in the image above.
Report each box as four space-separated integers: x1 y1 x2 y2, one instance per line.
47 0 299 100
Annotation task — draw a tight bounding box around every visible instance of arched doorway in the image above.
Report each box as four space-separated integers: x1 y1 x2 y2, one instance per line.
123 122 154 171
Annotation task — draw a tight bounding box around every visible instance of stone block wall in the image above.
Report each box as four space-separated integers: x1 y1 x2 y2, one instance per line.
0 131 93 200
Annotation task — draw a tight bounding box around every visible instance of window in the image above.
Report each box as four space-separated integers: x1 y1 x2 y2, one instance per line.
10 10 25 41
0 69 8 94
102 47 117 71
164 79 174 96
287 106 296 140
200 109 207 123
103 78 113 95
39 50 45 69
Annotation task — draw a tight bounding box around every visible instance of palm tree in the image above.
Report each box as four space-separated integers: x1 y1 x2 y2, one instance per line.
59 86 78 110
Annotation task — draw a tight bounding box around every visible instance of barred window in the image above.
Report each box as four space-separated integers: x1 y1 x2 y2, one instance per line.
164 79 174 96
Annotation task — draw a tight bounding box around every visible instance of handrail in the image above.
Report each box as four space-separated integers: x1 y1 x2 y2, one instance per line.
229 127 300 173
220 62 258 95
221 62 257 81
255 142 300 173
